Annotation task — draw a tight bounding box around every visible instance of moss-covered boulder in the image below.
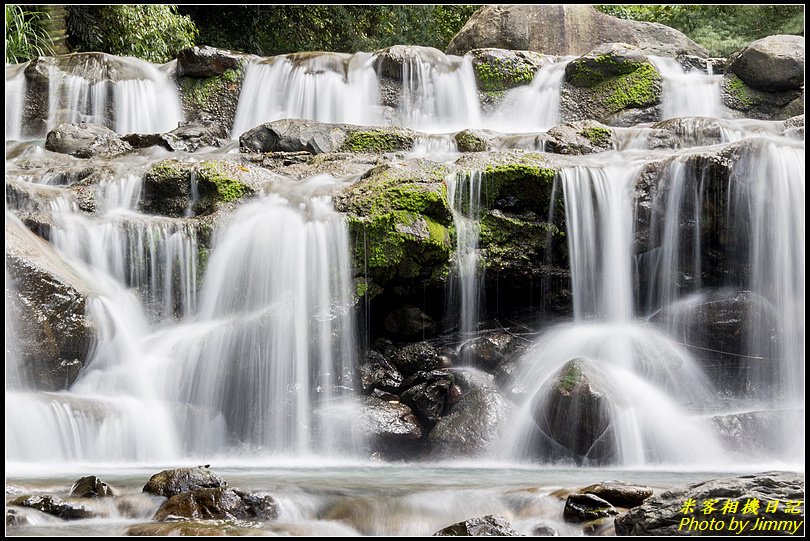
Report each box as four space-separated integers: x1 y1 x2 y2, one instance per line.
178 61 246 135
546 121 614 155
721 73 804 121
469 48 549 92
561 44 662 126
454 129 499 152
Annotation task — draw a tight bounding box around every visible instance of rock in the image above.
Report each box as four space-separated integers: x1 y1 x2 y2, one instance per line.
459 331 525 370
177 46 244 78
578 481 652 508
391 342 442 377
6 508 30 527
10 495 94 520
143 466 227 498
375 45 454 83
400 370 456 424
429 386 512 457
615 471 804 535
564 43 649 87
582 517 614 536
70 475 113 498
728 35 804 92
359 350 404 393
563 493 618 523
6 214 94 390
530 359 615 464
44 123 132 158
722 73 803 121
153 487 277 521
123 121 229 153
454 129 499 152
447 5 708 58
383 304 438 339
469 48 549 91
355 395 423 457
240 119 416 154
127 520 268 536
546 121 614 154
712 410 788 456
178 64 245 133
560 44 662 126
433 514 522 536
532 523 558 536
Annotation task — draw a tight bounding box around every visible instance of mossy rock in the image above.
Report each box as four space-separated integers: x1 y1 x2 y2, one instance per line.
470 48 547 92
340 128 415 153
454 129 495 152
178 64 245 134
721 73 803 120
565 43 649 88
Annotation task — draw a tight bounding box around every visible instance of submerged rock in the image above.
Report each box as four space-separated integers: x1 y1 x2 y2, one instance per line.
128 519 267 536
143 466 227 498
578 481 652 508
9 495 94 520
615 471 805 535
5 508 31 527
45 123 132 158
433 514 522 536
153 488 277 521
563 493 618 523
70 475 113 498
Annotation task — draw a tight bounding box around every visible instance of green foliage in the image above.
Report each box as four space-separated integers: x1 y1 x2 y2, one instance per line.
66 5 197 63
178 5 478 55
595 5 804 57
5 5 53 63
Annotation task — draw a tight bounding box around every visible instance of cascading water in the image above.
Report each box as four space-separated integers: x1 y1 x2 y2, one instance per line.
650 56 724 120
5 63 26 140
232 53 380 137
446 172 484 343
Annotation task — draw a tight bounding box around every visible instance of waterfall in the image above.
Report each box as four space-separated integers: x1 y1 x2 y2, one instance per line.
5 63 26 140
446 172 484 342
650 56 724 120
232 53 380 137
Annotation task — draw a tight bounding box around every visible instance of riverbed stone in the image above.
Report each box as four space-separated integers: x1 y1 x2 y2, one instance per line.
578 481 652 508
10 495 94 520
563 493 618 523
434 514 522 536
153 488 277 521
143 466 227 498
70 475 113 498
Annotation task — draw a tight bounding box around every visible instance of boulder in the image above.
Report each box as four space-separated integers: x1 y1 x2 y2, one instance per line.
454 129 499 152
177 46 244 78
727 35 804 92
712 410 788 456
143 466 227 498
383 304 438 339
399 370 456 424
546 121 614 155
459 331 525 370
153 487 277 521
564 43 649 87
563 493 618 523
375 45 454 83
44 123 132 159
6 509 30 527
429 386 512 457
9 495 93 520
355 395 423 457
578 481 652 508
722 73 804 121
123 121 228 153
615 471 804 535
391 342 442 377
70 475 113 498
6 214 94 391
433 514 522 536
468 48 549 92
447 5 708 58
178 64 245 133
531 523 558 536
358 350 404 393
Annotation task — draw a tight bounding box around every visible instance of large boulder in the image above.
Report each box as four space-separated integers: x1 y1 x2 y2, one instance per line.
375 45 455 83
6 214 95 390
434 514 522 536
564 43 649 87
399 370 457 424
142 466 227 498
545 121 615 155
9 495 93 520
355 395 423 457
468 48 550 92
447 5 708 58
359 350 404 393
177 46 245 78
615 471 804 535
391 342 443 377
45 123 132 158
722 73 804 121
727 35 804 92
153 487 277 522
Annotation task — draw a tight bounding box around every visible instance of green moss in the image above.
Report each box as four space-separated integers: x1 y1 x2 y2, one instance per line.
567 54 646 88
474 59 536 92
340 129 414 152
600 63 661 112
148 160 187 182
179 66 243 110
557 360 584 393
482 163 558 211
578 126 612 147
197 162 253 203
454 130 488 152
724 74 761 109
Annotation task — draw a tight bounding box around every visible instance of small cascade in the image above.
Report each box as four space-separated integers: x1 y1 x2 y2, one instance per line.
487 60 570 133
446 172 484 343
650 56 724 120
408 134 458 159
232 53 380 137
395 48 481 132
5 64 26 140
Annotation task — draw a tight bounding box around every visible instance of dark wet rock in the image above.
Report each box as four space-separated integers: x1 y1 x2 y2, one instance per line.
10 495 94 520
153 487 277 521
6 508 30 527
6 215 94 390
578 481 652 508
565 43 649 87
400 370 456 424
582 517 615 536
459 331 525 371
546 121 614 154
70 475 113 498
434 514 523 536
390 342 442 377
563 493 618 523
359 350 404 393
127 520 267 536
530 359 615 464
355 395 423 457
712 410 789 457
376 45 455 83
383 304 438 339
447 5 707 58
429 386 512 457
143 466 227 498
727 35 804 92
45 123 132 158
469 48 549 92
177 46 244 78
240 119 416 155
615 471 804 535
722 73 803 121
532 523 559 536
